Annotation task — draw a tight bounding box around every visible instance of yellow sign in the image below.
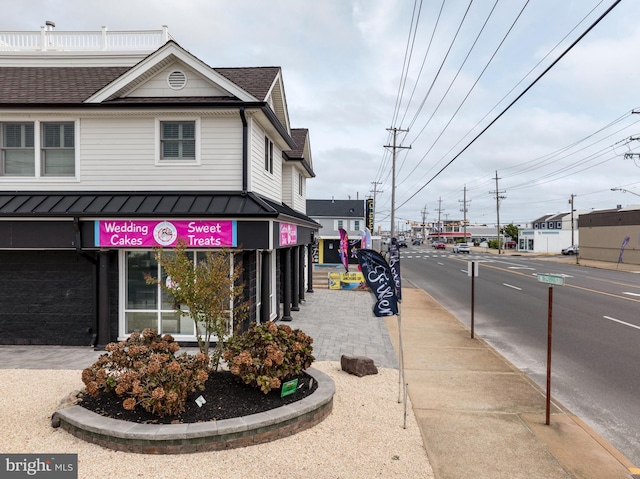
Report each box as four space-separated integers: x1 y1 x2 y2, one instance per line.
328 271 366 290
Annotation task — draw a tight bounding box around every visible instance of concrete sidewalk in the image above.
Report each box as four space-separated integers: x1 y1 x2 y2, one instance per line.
0 270 638 478
385 287 638 479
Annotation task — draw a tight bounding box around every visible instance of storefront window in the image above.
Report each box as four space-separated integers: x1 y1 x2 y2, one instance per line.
123 250 230 338
124 250 196 336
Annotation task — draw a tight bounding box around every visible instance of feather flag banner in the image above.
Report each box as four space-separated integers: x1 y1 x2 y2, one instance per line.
389 238 402 301
360 228 372 250
356 248 398 317
618 236 630 264
339 228 349 272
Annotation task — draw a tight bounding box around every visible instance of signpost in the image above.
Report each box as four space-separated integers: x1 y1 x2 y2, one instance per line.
468 261 478 338
537 273 565 424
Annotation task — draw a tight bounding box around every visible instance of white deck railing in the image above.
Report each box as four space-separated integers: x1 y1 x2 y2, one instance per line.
0 26 172 52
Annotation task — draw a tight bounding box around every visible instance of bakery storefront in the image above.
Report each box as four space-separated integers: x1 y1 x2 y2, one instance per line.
0 192 318 346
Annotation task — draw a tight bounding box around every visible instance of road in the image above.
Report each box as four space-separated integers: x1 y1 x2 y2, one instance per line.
399 245 640 466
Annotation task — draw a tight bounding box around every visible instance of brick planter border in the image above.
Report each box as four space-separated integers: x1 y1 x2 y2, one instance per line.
52 367 334 454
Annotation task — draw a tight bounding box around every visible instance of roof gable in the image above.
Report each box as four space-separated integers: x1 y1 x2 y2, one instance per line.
85 41 257 103
284 129 314 177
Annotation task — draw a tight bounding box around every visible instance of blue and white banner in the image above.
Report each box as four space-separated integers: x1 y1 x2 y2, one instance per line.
356 249 399 317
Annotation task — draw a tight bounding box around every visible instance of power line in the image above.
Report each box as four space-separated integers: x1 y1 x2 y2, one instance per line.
395 0 624 211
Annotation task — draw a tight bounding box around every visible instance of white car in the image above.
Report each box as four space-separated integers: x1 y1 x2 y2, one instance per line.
453 242 471 254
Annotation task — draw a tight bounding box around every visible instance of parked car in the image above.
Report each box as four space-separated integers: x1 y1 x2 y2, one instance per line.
453 242 471 254
561 245 579 255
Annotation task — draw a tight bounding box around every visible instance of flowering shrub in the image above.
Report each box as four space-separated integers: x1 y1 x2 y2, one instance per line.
223 322 314 394
81 329 209 417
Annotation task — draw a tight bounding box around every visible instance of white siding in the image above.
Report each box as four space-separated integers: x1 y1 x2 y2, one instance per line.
128 64 232 98
0 114 244 191
282 165 293 205
294 174 306 213
248 118 281 202
281 164 306 213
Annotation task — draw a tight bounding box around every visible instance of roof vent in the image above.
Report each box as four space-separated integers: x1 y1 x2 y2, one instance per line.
167 70 187 90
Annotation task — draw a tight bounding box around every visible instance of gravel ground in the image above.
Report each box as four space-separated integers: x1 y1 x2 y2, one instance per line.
0 362 434 479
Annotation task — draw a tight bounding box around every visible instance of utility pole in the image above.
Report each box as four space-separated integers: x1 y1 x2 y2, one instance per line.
370 181 383 233
384 128 410 239
569 194 576 246
459 185 470 242
436 197 444 242
490 171 506 254
421 204 428 242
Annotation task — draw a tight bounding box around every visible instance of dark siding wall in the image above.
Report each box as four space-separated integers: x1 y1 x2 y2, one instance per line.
237 251 257 332
108 251 120 343
0 251 96 345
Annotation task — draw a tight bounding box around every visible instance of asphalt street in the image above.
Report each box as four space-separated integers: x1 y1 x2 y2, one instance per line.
399 245 640 467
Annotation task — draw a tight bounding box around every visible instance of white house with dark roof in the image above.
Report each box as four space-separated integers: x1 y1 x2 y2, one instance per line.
0 25 318 346
306 199 374 265
517 212 580 253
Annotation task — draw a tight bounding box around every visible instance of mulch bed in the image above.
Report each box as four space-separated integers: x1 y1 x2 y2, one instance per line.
79 370 317 424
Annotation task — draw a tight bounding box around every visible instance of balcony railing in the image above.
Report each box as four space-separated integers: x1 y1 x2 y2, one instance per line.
0 25 172 52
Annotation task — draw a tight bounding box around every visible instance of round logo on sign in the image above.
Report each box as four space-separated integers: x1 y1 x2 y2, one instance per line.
153 221 178 246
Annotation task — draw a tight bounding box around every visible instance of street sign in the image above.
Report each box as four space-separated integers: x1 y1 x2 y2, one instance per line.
537 273 565 286
467 261 479 277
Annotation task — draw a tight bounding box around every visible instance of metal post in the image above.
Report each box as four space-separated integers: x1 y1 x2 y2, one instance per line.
471 261 475 339
546 286 553 425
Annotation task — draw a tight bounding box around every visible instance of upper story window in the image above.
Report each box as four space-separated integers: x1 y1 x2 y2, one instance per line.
337 220 344 230
1 121 76 178
42 122 75 176
160 121 195 160
556 221 562 229
264 137 273 173
1 122 34 176
298 173 303 196
353 220 360 231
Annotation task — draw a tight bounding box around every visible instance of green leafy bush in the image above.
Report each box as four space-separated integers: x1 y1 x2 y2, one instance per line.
81 329 209 417
224 322 315 394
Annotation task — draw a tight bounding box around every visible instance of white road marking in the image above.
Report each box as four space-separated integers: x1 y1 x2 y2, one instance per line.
508 266 535 270
437 262 444 265
623 292 640 297
503 283 522 291
603 315 640 331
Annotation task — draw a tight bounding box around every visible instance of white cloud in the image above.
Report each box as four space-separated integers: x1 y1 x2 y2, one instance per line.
3 0 640 230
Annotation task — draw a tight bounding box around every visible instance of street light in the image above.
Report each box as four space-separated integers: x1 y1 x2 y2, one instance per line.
611 187 640 198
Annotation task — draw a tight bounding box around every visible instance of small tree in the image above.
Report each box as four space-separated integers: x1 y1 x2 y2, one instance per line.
147 241 249 370
501 223 519 243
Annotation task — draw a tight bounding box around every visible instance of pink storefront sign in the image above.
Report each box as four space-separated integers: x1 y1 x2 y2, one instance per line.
279 222 297 246
95 220 237 248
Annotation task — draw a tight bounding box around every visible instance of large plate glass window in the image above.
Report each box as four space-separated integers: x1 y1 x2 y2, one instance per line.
123 250 233 339
1 122 35 176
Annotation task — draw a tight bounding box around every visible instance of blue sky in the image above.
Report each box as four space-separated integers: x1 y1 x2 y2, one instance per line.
4 1 640 232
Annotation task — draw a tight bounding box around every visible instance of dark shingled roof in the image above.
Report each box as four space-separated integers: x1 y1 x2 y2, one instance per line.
0 67 130 104
0 66 280 105
215 67 281 101
306 199 365 217
287 129 308 159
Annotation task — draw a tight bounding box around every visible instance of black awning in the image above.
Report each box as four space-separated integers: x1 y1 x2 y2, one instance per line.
0 191 279 218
